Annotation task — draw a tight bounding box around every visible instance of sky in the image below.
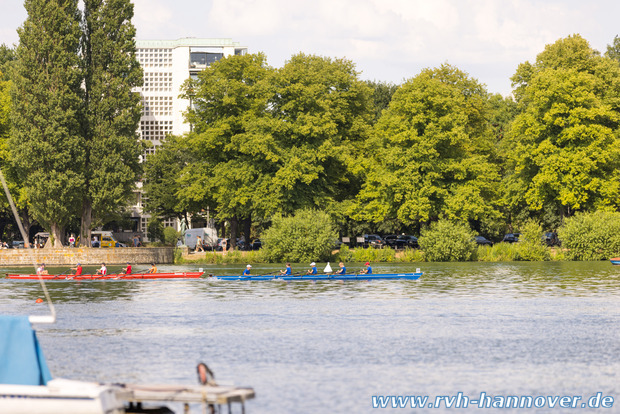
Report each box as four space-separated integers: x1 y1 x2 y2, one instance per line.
1 0 619 96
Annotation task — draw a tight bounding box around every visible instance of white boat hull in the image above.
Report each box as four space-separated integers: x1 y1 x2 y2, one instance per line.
0 379 127 414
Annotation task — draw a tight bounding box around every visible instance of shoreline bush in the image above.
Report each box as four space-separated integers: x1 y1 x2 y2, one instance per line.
558 211 620 261
418 220 477 262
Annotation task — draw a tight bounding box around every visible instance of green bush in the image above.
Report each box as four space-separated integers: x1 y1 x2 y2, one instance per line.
418 220 476 262
558 211 620 260
147 218 164 242
397 248 425 262
350 246 396 262
261 209 338 263
517 219 550 261
163 226 180 246
476 243 521 261
175 249 266 265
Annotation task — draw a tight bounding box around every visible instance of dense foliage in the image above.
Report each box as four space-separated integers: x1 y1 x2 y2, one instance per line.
261 209 338 263
508 35 620 224
351 64 501 230
418 220 477 262
557 211 620 260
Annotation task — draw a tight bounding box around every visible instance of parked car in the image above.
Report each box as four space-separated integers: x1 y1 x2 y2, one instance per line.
363 234 385 248
384 234 419 249
11 241 25 249
475 236 493 246
502 233 520 243
251 239 262 250
384 235 406 249
544 232 560 247
399 235 419 249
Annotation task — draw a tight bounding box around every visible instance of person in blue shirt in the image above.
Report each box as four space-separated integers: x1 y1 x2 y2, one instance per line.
307 262 317 275
335 262 346 275
242 264 252 276
361 262 372 274
280 263 292 275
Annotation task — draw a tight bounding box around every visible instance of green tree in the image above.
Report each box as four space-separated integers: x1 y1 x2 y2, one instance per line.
352 64 501 229
142 136 194 222
178 52 373 245
508 35 620 219
0 71 9 139
80 0 143 245
261 209 338 263
0 45 16 81
178 52 273 246
366 80 399 123
266 53 373 216
606 35 620 62
10 0 85 246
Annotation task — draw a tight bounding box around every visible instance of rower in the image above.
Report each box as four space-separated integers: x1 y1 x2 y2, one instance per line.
96 263 107 275
36 263 48 276
122 262 132 275
147 263 157 274
360 262 372 274
335 262 346 275
71 263 83 276
280 263 292 275
243 264 252 276
307 262 317 275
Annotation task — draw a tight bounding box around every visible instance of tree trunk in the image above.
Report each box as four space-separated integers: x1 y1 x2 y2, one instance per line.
50 222 64 248
243 215 252 251
230 216 239 251
80 199 92 247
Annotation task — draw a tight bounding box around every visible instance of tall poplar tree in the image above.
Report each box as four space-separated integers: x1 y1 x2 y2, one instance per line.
80 0 143 245
10 0 85 247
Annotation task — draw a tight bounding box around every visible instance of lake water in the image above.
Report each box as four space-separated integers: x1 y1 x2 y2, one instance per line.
1 261 619 413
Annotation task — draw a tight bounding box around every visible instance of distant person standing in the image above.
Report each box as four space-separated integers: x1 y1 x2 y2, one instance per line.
68 234 76 247
133 234 141 247
196 236 204 252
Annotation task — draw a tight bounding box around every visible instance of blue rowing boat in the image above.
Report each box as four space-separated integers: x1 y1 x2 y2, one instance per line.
206 272 423 281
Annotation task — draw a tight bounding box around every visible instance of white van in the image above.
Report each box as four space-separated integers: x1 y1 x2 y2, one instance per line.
184 227 217 250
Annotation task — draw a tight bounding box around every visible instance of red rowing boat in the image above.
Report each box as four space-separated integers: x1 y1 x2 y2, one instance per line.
5 272 204 280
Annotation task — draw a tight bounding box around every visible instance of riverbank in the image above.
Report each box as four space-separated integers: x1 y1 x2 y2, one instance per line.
0 247 174 266
178 244 571 264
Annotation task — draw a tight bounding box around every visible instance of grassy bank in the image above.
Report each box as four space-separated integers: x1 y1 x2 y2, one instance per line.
176 243 572 265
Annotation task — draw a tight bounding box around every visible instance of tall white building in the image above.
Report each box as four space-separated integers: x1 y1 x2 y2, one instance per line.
131 38 248 236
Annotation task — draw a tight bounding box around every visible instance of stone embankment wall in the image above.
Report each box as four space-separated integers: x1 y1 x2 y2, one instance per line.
0 247 174 266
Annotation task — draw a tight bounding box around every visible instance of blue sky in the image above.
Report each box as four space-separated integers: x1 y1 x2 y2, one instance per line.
1 0 619 96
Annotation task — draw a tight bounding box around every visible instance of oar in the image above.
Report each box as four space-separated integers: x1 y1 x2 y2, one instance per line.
54 268 74 280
